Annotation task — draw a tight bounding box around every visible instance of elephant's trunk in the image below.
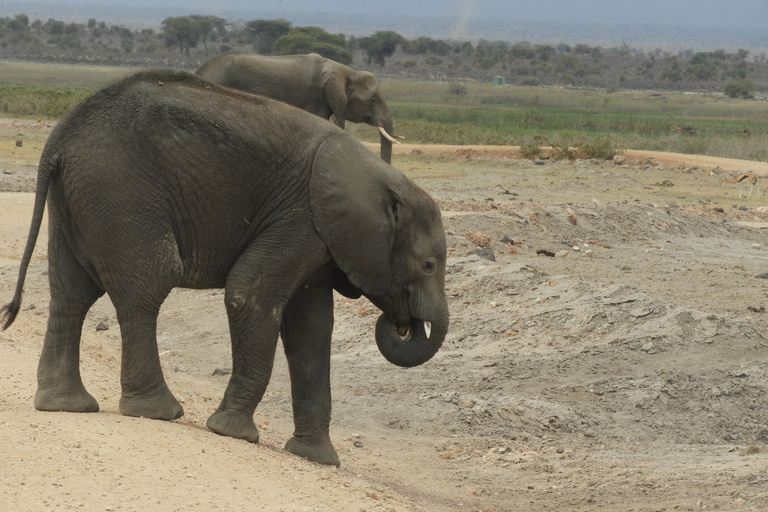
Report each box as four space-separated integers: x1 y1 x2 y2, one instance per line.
375 310 448 368
378 117 395 164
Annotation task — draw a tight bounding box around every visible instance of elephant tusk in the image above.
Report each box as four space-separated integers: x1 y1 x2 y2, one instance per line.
424 320 432 339
378 126 402 145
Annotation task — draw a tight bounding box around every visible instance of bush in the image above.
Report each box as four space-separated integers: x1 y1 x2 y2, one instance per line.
520 76 541 86
723 79 755 99
579 136 620 160
448 82 467 96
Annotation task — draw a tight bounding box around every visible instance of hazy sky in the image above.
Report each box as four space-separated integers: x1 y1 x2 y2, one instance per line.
20 0 768 29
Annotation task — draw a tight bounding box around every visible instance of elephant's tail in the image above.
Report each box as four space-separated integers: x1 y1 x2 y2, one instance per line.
1 158 52 331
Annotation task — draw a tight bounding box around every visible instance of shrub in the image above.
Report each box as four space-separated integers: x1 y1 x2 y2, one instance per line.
579 136 620 160
448 82 467 96
723 79 756 99
520 76 540 86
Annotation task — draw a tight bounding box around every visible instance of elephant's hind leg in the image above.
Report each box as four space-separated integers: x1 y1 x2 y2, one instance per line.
114 298 184 421
281 270 339 467
35 235 104 413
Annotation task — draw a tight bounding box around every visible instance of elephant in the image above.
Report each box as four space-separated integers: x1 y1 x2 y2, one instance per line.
196 51 399 164
0 69 448 467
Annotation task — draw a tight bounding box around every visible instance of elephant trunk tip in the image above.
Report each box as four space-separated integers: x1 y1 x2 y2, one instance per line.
375 314 446 368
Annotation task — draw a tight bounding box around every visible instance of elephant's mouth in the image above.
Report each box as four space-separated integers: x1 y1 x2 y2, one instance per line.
397 319 432 339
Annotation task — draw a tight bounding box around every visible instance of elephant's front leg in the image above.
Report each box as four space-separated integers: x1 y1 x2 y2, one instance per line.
280 270 339 466
207 239 314 444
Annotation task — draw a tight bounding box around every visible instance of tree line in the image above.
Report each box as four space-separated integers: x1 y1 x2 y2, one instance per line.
0 13 763 98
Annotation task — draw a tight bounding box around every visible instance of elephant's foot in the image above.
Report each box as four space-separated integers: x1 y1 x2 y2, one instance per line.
206 409 259 443
119 386 183 420
34 385 99 413
285 436 340 467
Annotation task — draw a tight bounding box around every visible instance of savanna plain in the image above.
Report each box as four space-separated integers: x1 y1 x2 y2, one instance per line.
2 62 768 512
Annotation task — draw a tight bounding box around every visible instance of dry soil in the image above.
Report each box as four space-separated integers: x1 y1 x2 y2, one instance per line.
2 119 768 512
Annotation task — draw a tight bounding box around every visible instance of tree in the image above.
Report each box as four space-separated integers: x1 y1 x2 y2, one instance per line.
358 31 404 66
723 78 755 99
161 16 199 58
189 15 225 54
246 18 291 54
273 27 351 64
404 36 451 56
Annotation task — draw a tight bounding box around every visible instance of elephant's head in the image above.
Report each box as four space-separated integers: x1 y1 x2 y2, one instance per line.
310 135 448 367
323 61 397 164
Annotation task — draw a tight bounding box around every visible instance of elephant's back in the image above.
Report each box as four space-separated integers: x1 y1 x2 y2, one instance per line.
49 68 336 210
196 52 325 111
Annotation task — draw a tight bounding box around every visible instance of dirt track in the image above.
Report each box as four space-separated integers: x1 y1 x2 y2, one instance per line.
2 120 768 511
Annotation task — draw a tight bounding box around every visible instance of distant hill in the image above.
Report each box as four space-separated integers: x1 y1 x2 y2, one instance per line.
2 1 767 53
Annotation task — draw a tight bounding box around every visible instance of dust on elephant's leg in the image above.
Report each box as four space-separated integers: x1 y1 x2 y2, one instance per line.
113 293 183 421
35 231 103 413
281 270 339 467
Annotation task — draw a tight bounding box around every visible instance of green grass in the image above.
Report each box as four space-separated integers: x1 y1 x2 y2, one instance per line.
0 84 93 118
0 61 138 118
367 79 768 161
2 61 767 161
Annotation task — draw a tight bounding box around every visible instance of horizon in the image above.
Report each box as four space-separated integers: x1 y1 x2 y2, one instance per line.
10 0 768 30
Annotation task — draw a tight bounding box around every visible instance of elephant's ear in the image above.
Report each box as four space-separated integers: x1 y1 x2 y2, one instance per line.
322 60 350 129
310 134 396 296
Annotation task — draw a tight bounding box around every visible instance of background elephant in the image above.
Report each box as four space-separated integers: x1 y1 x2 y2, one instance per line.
196 51 398 163
0 69 448 467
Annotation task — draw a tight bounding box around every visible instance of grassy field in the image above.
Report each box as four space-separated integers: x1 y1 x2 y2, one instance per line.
2 61 767 161
0 61 137 118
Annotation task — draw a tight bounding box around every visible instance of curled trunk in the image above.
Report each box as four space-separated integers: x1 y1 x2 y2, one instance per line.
375 311 448 368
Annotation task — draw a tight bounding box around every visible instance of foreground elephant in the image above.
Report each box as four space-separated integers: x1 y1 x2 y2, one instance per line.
0 69 448 467
196 51 398 163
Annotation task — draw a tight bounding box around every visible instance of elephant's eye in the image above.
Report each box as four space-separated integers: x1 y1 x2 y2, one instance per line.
423 257 437 275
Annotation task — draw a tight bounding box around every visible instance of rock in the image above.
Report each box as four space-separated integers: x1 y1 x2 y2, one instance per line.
212 367 232 376
15 140 22 147
583 249 594 258
95 322 109 331
470 247 496 261
613 155 627 165
533 159 545 165
555 250 568 258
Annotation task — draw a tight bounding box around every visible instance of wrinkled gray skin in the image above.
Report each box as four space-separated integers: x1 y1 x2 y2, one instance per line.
0 69 448 467
196 51 396 163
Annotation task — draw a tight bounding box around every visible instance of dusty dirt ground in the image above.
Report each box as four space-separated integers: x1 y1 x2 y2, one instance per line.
2 118 768 511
